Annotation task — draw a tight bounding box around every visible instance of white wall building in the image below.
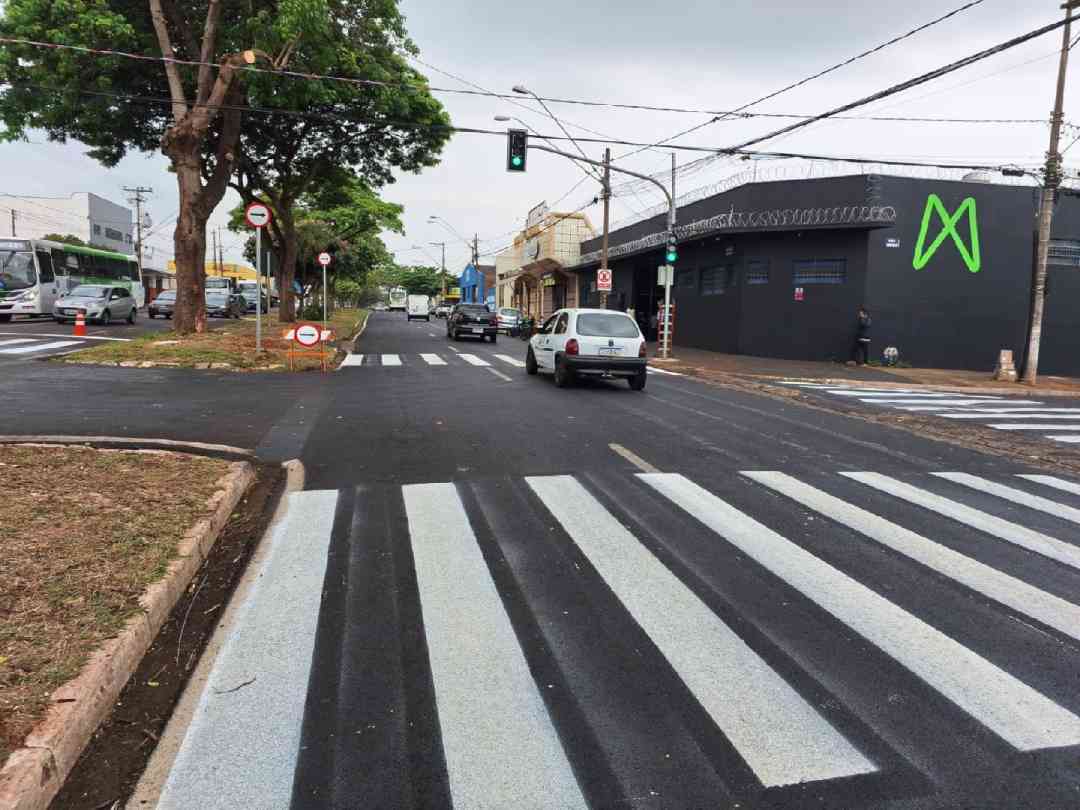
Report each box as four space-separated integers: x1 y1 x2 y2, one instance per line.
1 192 134 255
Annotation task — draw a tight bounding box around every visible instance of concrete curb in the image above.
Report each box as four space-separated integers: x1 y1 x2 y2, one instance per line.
0 461 256 810
333 309 371 371
0 436 251 458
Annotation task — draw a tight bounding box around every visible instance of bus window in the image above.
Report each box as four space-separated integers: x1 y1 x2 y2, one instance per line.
35 251 55 283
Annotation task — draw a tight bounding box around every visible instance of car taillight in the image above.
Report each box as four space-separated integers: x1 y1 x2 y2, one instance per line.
566 338 579 356
639 341 647 358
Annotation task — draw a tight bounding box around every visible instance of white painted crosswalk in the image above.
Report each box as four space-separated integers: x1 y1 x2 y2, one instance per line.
0 337 84 355
340 351 676 376
781 381 1080 445
165 464 1080 807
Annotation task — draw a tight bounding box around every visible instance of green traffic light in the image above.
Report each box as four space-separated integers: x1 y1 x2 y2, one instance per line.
666 249 677 263
512 155 522 166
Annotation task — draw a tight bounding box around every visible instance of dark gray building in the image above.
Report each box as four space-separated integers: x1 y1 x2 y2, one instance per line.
572 174 1080 376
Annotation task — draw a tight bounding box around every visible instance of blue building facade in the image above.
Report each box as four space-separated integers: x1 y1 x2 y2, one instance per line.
458 264 495 306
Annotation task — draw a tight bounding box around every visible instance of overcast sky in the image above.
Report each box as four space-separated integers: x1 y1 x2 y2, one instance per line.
1 0 1074 270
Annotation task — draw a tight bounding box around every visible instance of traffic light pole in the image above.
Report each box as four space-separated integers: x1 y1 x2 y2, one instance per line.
527 143 677 357
600 148 611 310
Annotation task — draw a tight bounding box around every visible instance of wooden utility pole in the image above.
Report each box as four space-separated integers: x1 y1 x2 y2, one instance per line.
1023 0 1079 384
600 147 611 309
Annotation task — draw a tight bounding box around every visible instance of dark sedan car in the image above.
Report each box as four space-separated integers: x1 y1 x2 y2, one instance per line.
205 291 246 319
148 291 176 319
447 303 498 342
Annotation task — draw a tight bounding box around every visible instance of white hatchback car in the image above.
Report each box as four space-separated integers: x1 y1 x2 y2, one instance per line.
525 308 647 390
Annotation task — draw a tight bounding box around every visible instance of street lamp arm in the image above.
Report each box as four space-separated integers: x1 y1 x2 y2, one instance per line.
527 143 675 230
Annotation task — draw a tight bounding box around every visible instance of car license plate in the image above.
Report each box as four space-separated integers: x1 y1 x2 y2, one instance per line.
598 347 622 355
472 327 485 333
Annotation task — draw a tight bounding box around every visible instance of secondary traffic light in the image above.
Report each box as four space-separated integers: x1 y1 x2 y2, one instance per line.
665 234 677 263
506 129 528 172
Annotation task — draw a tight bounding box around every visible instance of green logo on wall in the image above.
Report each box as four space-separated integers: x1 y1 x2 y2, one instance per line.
913 193 981 274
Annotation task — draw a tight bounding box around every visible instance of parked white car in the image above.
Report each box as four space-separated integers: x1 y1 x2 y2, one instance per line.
525 308 647 390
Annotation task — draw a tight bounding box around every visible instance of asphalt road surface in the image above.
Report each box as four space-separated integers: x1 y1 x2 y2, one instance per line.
134 311 1080 810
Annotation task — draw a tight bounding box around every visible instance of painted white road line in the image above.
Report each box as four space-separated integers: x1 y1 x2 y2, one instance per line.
340 353 364 367
428 332 437 337
494 353 526 368
642 472 1080 752
988 424 1080 431
446 345 460 353
939 413 1080 420
1018 474 1080 497
460 353 490 367
608 443 660 474
420 353 447 366
0 339 82 354
933 472 1080 526
862 399 1043 406
487 367 513 382
0 338 38 347
381 353 402 366
746 472 1080 642
1051 436 1080 443
403 483 586 809
527 474 876 787
841 472 1080 572
830 391 986 399
647 366 683 377
939 407 1078 414
0 332 131 341
158 490 338 810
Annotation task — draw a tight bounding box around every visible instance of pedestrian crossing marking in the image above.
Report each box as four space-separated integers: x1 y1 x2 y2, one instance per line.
940 413 1080 420
842 472 1080 571
641 472 1080 751
0 339 82 355
0 338 38 347
340 353 364 367
933 472 1080 526
1050 436 1080 443
1018 474 1080 496
746 472 1080 643
526 474 878 787
988 423 1080 431
381 353 402 366
493 353 525 368
420 353 446 365
459 353 489 367
402 483 586 808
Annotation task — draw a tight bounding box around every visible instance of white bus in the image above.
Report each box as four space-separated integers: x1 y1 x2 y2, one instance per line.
387 287 408 311
0 238 143 322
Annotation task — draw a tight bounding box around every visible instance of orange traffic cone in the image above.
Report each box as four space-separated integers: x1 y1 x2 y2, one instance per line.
73 309 87 337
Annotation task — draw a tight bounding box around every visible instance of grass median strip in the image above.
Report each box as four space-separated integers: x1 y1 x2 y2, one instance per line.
0 444 231 766
59 308 368 371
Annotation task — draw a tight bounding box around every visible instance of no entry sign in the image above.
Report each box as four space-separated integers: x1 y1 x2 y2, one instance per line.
294 322 321 347
244 202 271 229
318 251 332 267
597 267 612 292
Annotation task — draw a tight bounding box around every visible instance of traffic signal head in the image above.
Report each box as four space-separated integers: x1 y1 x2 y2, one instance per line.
507 129 528 172
665 235 677 264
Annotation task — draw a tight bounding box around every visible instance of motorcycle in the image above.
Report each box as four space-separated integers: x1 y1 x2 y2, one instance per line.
511 316 535 340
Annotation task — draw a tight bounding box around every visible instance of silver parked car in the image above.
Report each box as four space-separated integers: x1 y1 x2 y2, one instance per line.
53 284 137 325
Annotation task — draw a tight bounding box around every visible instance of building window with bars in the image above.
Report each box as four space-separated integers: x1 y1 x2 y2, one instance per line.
677 268 698 291
1049 239 1080 267
746 260 770 285
700 265 734 296
793 259 846 285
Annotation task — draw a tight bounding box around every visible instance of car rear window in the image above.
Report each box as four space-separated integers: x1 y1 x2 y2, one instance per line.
458 305 489 314
576 313 640 338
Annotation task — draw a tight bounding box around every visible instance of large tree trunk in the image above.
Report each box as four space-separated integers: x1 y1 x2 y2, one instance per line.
171 162 209 333
277 216 299 323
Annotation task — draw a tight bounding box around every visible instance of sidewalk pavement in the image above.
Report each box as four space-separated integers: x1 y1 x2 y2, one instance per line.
648 344 1080 397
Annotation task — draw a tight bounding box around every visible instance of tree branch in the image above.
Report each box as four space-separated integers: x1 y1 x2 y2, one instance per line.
148 0 189 120
195 0 223 106
196 84 245 216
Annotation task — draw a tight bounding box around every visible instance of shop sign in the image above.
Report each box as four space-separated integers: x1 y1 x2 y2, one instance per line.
541 274 557 287
526 201 549 230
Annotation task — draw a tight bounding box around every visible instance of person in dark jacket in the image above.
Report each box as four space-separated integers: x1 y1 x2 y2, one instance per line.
851 307 872 365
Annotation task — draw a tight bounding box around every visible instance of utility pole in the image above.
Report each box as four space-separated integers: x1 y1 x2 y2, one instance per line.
600 147 611 309
10 208 15 237
1023 0 1079 385
123 186 152 301
660 152 677 360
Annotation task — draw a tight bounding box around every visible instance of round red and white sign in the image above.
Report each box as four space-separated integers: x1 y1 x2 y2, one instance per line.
294 323 321 347
244 202 271 229
597 268 612 291
317 251 332 267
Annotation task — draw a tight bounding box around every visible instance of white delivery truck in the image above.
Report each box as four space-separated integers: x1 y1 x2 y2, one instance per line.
406 294 431 321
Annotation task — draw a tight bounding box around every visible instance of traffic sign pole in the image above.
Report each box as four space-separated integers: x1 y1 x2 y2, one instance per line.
256 226 262 352
317 252 332 340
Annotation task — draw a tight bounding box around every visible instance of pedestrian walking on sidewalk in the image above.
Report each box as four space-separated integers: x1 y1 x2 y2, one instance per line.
850 306 872 366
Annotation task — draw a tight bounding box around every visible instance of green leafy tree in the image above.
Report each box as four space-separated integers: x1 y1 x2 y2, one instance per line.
226 0 449 322
0 0 321 333
40 233 87 247
398 265 442 296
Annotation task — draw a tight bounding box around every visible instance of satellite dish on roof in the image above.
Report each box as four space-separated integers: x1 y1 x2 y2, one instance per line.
962 170 995 184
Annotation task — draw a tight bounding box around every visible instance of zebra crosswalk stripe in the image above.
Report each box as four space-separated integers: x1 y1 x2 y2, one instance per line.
1018 474 1080 497
0 339 82 354
381 353 402 366
1051 436 1080 443
745 471 1080 643
493 353 525 368
526 474 878 788
459 353 490 367
402 483 585 808
989 424 1080 431
933 472 1080 526
640 472 1080 751
0 338 38 347
420 353 447 366
841 472 1080 572
340 353 364 367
